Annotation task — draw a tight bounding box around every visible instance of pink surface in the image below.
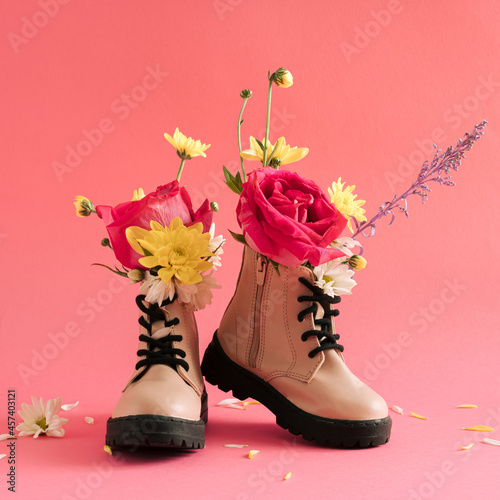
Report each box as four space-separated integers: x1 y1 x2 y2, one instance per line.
1 1 499 499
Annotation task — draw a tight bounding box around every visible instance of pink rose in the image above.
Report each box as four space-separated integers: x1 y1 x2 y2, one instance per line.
96 181 212 269
236 167 347 267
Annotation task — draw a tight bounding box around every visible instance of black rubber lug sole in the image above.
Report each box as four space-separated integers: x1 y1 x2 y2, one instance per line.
105 414 205 450
201 331 391 448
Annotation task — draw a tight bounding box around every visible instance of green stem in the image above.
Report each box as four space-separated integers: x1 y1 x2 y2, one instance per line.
262 78 273 167
238 98 249 182
176 158 186 182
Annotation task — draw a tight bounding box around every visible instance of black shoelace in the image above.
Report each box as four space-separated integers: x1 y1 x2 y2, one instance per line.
297 277 344 358
134 294 189 372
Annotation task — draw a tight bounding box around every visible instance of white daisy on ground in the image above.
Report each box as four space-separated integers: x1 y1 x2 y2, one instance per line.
16 396 69 438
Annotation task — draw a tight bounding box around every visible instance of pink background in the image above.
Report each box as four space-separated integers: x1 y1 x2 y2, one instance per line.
1 1 499 499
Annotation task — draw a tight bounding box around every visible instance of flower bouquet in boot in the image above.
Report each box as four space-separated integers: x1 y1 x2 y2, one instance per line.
201 68 486 447
75 129 224 449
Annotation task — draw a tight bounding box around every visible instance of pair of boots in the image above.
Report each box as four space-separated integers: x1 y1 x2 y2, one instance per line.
105 247 391 449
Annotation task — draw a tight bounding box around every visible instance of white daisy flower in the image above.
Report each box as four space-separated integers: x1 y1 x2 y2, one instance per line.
314 259 357 297
16 396 69 438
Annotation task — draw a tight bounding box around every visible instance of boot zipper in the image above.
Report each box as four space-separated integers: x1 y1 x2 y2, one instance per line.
248 254 268 368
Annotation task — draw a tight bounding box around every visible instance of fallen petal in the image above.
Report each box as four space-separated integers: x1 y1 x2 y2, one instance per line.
284 472 292 481
103 445 113 455
243 401 262 406
462 426 494 432
482 438 500 446
456 404 478 409
410 412 428 420
0 434 16 441
225 403 245 410
459 443 474 450
0 454 6 460
390 405 404 415
217 398 241 406
85 417 95 425
248 450 260 459
224 444 248 448
61 401 79 411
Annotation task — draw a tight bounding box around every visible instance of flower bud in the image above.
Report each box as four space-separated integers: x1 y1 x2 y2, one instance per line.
74 196 95 217
348 255 367 270
240 89 252 99
127 268 144 283
210 201 219 212
101 238 111 248
271 67 293 88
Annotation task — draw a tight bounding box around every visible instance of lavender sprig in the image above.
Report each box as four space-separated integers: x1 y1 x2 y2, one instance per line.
352 120 487 239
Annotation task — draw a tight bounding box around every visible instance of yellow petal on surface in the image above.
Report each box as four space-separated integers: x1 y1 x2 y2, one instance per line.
390 405 404 415
482 438 500 446
224 444 248 448
85 417 94 425
456 404 478 409
248 450 260 459
103 445 113 455
459 443 474 450
284 472 292 481
410 412 428 420
462 425 494 432
243 401 262 406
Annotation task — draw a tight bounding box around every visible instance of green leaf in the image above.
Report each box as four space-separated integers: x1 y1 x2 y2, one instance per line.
270 259 280 276
228 230 246 245
255 139 265 152
222 165 243 194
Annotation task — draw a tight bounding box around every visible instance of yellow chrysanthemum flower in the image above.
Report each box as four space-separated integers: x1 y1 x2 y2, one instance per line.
328 178 367 233
126 217 214 286
240 136 308 167
164 127 210 160
73 196 95 217
132 188 145 201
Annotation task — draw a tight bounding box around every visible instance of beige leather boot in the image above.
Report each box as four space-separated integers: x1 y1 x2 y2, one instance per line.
106 294 207 449
202 246 391 447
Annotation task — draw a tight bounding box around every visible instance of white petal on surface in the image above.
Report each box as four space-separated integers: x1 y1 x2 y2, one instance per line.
61 401 79 411
217 398 242 406
85 417 95 425
390 405 404 415
0 454 6 460
482 438 500 446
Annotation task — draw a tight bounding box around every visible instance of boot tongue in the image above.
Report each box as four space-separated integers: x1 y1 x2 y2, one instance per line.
150 310 173 340
315 303 325 321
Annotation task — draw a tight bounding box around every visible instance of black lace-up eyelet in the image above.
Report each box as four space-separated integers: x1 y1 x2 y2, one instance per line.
297 277 344 357
134 294 189 373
